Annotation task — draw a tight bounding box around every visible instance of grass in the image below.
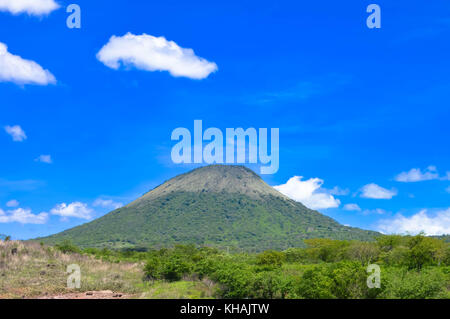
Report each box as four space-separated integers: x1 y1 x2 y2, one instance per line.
139 280 217 299
0 240 145 298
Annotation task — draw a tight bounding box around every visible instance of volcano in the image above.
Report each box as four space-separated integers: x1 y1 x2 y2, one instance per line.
39 165 378 251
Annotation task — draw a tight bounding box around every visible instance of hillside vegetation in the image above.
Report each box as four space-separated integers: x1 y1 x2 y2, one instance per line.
39 192 378 251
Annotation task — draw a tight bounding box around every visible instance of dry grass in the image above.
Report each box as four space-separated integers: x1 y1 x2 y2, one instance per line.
0 241 145 299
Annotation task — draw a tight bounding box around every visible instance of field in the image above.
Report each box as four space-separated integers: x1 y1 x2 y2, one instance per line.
0 240 216 299
1 235 449 299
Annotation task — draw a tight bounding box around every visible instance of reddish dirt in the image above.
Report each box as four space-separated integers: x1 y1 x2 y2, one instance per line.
34 290 133 299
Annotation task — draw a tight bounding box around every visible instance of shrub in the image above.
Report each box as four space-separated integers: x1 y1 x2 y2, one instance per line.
256 250 285 270
284 248 309 263
295 265 335 299
294 261 383 299
144 252 193 282
160 256 192 281
381 268 446 299
55 240 81 254
328 261 378 299
212 263 255 298
304 239 350 263
144 256 161 280
252 271 295 299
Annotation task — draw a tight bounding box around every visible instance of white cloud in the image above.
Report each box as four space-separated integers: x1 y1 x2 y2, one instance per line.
96 33 218 80
361 183 397 199
6 199 19 207
50 202 93 220
0 42 56 85
35 154 52 164
0 208 48 224
377 208 450 236
343 203 361 212
274 176 340 210
0 0 60 16
4 125 27 141
395 166 439 182
93 198 123 210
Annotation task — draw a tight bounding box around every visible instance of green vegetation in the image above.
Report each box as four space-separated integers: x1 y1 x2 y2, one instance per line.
42 234 450 299
2 234 449 299
54 240 82 254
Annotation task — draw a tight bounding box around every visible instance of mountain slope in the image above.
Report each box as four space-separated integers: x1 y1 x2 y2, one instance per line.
39 165 379 251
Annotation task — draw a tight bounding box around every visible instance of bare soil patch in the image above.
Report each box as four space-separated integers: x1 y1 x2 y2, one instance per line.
35 290 133 299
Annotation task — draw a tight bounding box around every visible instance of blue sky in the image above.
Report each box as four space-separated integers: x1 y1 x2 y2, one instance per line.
0 0 449 239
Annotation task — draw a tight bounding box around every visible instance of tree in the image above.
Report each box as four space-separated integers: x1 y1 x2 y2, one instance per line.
304 238 349 262
406 235 437 270
346 242 380 265
376 235 404 252
0 234 10 242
